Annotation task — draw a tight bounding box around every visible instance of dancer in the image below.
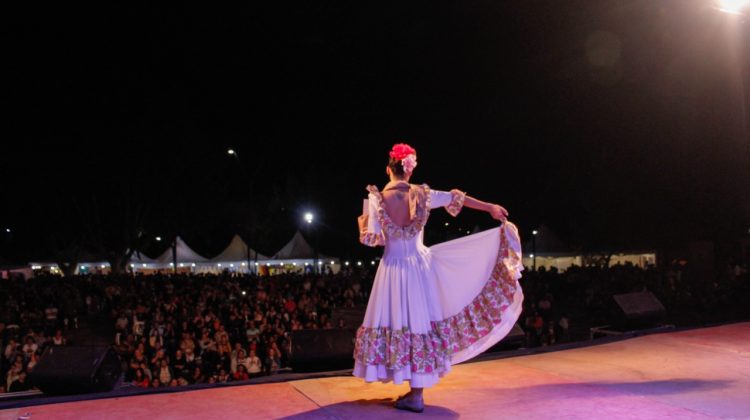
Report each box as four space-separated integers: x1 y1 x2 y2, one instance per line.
353 143 525 413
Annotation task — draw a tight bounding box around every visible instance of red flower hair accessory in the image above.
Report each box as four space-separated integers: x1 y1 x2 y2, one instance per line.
389 143 418 174
389 143 416 161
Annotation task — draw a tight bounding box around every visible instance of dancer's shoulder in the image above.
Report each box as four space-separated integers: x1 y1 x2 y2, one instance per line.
410 183 430 192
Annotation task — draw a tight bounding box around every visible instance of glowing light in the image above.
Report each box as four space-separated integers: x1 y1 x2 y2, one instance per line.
230 263 234 267
5 228 10 233
371 261 375 265
241 262 246 266
318 261 322 265
444 222 449 226
169 263 174 267
100 265 106 269
293 262 297 266
241 291 246 296
254 262 259 266
156 236 162 241
530 254 535 258
218 263 222 267
227 149 236 155
142 263 147 267
192 263 196 267
357 261 362 266
130 264 135 268
345 261 350 266
718 0 750 14
179 263 184 267
330 261 334 264
533 230 538 235
304 212 314 224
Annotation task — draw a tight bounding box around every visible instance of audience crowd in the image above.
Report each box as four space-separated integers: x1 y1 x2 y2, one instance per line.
0 257 747 394
110 271 369 388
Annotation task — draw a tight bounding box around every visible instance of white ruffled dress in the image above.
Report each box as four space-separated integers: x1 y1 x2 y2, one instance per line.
353 183 524 388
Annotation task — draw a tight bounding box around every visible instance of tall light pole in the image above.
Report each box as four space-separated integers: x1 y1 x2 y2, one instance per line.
228 148 256 274
532 229 538 271
304 212 318 273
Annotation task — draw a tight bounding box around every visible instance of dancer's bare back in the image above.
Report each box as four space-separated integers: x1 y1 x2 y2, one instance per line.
380 184 412 228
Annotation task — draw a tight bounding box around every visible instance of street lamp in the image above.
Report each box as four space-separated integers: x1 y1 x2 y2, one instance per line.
532 229 538 271
227 149 242 167
304 212 314 224
155 236 162 242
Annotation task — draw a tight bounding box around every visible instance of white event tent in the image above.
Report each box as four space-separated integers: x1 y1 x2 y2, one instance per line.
267 231 340 274
127 236 209 273
521 225 655 271
206 234 269 273
30 232 343 276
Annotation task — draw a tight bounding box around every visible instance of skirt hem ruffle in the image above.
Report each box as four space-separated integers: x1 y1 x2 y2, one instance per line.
352 360 451 388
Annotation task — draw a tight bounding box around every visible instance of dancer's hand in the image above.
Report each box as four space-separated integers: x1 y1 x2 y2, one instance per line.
489 204 508 222
358 214 368 232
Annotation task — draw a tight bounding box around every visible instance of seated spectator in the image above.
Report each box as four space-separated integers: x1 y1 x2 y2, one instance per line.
4 339 18 362
247 349 262 378
26 351 40 372
44 303 59 333
245 321 260 341
157 359 173 385
265 348 281 375
184 347 196 370
233 364 249 381
191 367 206 384
8 372 30 393
52 329 67 346
21 337 37 361
173 349 188 378
6 358 23 391
217 368 230 383
133 368 150 388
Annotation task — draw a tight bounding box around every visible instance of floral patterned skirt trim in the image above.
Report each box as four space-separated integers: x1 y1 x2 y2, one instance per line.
353 227 520 374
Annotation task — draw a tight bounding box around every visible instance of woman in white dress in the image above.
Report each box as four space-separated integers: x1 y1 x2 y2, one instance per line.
354 143 525 413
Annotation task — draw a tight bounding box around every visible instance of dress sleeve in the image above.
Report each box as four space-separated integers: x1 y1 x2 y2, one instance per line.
429 188 466 217
359 191 385 247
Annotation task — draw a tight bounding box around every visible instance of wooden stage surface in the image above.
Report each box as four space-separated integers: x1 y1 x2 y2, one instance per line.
2 322 748 419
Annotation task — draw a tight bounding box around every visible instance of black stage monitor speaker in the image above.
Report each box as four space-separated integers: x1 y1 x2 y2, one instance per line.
507 322 526 341
290 328 356 372
29 346 122 395
612 290 666 327
330 308 365 330
488 322 526 351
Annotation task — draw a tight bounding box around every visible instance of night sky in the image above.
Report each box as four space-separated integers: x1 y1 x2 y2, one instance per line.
2 1 749 263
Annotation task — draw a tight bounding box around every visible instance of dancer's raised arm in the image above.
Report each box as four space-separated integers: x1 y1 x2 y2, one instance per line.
430 188 508 222
464 195 509 222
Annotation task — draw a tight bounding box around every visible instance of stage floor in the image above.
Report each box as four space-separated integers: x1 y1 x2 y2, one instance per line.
2 322 748 419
